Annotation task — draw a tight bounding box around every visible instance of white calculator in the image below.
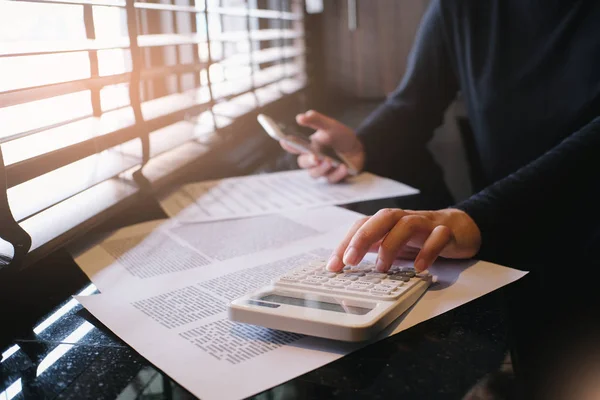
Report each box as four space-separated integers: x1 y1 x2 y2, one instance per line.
228 259 433 342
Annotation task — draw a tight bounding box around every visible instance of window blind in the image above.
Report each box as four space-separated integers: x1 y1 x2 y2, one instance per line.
0 0 307 268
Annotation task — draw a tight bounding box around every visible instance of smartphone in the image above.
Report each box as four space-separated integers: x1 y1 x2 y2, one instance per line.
257 114 359 175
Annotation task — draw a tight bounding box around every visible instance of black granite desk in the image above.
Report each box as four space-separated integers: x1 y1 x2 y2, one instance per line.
0 197 515 400
0 282 512 400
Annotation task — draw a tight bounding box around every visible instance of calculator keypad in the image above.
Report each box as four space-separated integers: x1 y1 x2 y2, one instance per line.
274 260 428 300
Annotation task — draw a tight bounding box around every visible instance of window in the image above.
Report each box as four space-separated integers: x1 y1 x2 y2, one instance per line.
0 0 307 268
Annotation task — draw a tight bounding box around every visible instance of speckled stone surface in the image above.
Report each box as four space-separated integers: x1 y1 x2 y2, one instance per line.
0 197 513 399
1 276 511 400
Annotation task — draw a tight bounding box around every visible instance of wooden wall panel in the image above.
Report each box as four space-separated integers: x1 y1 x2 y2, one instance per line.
320 0 429 99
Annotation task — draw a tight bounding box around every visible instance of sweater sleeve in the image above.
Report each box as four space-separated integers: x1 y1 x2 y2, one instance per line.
357 0 459 183
455 116 600 267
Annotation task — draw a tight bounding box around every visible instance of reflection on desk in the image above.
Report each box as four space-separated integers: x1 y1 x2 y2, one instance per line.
0 278 511 399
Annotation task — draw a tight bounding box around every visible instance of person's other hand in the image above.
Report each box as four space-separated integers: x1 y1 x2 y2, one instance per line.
280 110 365 183
326 208 482 273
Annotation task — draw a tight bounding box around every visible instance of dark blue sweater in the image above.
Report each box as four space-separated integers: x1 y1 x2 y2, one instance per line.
357 0 600 196
356 5 600 374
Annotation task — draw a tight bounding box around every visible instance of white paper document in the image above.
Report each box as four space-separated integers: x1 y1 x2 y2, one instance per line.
159 170 418 222
77 227 527 400
73 206 361 292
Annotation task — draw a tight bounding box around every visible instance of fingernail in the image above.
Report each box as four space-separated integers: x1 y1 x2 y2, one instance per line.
376 258 386 272
326 255 341 271
309 154 319 166
343 247 359 265
414 259 426 272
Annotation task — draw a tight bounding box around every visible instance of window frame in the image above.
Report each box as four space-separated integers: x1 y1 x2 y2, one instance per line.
0 0 307 269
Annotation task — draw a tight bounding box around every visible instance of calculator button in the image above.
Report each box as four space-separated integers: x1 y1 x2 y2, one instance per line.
342 269 363 274
373 291 394 298
370 287 391 295
388 275 410 282
280 274 304 281
302 279 323 285
359 277 381 284
303 275 323 281
346 286 369 292
357 264 374 272
324 282 346 288
334 278 354 285
338 274 359 280
293 267 315 274
347 284 372 292
346 272 366 277
392 286 409 295
377 282 401 290
350 281 373 288
346 286 365 292
314 271 337 278
366 272 387 279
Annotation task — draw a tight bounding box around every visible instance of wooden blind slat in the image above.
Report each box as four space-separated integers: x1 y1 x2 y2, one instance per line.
12 0 126 7
0 0 307 267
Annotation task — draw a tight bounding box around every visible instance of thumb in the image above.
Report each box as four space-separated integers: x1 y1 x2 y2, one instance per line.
296 110 336 131
310 130 334 147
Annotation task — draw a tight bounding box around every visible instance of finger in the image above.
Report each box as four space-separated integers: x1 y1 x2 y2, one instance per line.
367 239 383 253
366 242 420 258
308 159 334 179
310 130 334 147
296 110 336 131
326 217 369 272
280 140 303 155
344 209 405 266
395 246 421 260
414 225 452 272
297 153 320 169
326 164 348 183
376 215 433 272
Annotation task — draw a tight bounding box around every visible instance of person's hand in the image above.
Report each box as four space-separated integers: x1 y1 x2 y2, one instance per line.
280 110 366 183
326 208 482 273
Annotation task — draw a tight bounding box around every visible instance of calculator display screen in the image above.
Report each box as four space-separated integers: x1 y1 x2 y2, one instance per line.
260 294 372 315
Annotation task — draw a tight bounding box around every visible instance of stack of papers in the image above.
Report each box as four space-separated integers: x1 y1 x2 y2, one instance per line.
72 170 527 400
159 170 419 222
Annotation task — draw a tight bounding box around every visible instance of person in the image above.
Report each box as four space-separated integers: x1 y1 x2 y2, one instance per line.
283 0 600 211
331 114 600 400
326 114 600 274
280 3 600 394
